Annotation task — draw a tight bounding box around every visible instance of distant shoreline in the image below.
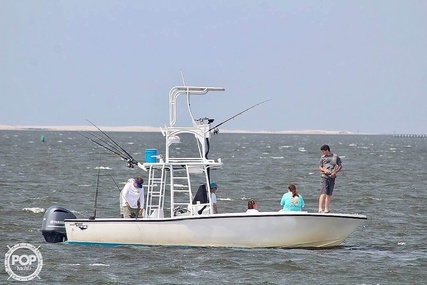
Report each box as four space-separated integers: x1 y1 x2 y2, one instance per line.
2 125 424 136
0 125 161 133
0 124 359 134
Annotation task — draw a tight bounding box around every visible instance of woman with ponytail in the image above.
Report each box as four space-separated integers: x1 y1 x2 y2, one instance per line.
280 184 305 211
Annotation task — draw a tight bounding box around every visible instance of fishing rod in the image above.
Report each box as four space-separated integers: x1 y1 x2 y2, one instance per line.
89 154 102 220
76 131 131 162
85 120 139 168
84 131 131 161
107 174 122 192
207 99 271 133
107 174 125 217
86 119 136 161
77 131 125 158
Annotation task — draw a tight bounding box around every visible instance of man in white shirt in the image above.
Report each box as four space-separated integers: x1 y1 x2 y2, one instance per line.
210 183 218 214
121 177 145 218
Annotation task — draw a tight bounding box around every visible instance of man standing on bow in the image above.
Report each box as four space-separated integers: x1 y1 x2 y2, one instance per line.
121 177 145 218
318 145 342 213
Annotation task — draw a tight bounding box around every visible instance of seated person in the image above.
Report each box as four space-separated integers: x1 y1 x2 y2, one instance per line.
280 184 305 211
191 183 219 214
246 199 259 213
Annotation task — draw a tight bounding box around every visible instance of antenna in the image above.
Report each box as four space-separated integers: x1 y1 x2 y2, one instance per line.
180 69 186 86
179 70 196 124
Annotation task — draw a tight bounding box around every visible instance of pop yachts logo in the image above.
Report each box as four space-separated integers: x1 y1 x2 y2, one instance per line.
4 243 43 281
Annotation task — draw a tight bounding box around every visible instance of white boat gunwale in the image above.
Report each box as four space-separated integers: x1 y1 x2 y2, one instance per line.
65 212 367 223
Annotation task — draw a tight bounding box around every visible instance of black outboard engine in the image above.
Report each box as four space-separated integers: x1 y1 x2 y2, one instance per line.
41 206 76 243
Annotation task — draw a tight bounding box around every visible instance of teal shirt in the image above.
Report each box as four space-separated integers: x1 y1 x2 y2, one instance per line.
280 192 305 211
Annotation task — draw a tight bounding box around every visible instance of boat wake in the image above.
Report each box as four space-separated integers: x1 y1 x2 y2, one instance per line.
23 207 45 214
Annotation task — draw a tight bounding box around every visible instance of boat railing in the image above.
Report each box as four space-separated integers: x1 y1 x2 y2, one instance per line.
168 86 225 126
168 158 221 164
143 160 222 168
163 126 212 163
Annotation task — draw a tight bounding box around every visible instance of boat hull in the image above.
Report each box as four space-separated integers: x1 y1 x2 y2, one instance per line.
64 212 367 248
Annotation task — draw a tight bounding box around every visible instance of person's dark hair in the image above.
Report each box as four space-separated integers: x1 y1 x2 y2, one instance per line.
288 184 299 198
248 200 257 209
134 177 144 188
320 144 330 151
135 177 144 184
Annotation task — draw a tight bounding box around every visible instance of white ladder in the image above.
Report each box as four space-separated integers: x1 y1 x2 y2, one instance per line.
145 164 166 218
170 165 192 217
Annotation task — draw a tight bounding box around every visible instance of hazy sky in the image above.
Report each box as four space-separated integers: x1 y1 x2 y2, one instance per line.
1 0 426 134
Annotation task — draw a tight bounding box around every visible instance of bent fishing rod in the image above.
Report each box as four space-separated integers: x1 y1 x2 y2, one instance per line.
86 120 137 164
76 131 128 159
207 99 271 133
77 121 139 168
76 131 134 163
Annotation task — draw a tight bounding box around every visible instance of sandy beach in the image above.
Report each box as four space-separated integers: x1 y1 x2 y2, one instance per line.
0 125 353 134
0 125 161 132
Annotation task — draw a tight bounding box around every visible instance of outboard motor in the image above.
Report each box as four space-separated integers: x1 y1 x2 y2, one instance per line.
41 206 76 243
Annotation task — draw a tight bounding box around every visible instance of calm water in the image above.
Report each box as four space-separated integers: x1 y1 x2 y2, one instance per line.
0 130 426 284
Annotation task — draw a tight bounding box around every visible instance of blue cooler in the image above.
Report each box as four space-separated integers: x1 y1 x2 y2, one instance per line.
145 149 158 163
